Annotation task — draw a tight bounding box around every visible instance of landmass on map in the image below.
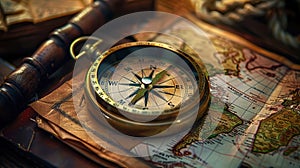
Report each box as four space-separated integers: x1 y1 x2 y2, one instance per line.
172 96 243 156
252 89 300 154
211 37 246 77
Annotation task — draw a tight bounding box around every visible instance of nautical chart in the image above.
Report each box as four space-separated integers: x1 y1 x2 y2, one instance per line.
131 20 300 168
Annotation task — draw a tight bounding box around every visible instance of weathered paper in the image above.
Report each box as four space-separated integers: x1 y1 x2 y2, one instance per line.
0 0 92 31
31 77 151 167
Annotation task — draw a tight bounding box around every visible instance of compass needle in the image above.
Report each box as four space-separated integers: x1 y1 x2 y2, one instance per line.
151 90 168 102
144 91 149 107
119 83 141 87
141 69 146 78
148 69 155 79
130 88 147 105
153 85 175 89
158 90 182 98
152 69 167 85
132 72 142 83
123 76 138 84
125 89 139 99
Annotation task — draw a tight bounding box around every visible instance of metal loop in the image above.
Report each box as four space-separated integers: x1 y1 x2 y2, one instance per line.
70 36 103 60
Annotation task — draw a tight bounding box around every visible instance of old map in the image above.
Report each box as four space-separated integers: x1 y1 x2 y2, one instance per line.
130 20 300 168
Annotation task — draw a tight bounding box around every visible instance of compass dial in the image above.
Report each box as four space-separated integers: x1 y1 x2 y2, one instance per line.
85 41 210 136
99 56 196 114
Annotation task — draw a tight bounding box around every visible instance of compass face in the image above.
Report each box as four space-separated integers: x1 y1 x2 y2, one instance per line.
99 57 195 114
86 42 210 136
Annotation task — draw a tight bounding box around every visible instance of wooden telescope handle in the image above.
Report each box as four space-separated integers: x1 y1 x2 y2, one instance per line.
0 0 150 128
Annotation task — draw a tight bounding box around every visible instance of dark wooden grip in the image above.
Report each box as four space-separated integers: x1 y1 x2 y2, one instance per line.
0 0 148 128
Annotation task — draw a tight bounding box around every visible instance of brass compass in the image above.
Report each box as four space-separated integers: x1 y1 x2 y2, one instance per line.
84 41 210 137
